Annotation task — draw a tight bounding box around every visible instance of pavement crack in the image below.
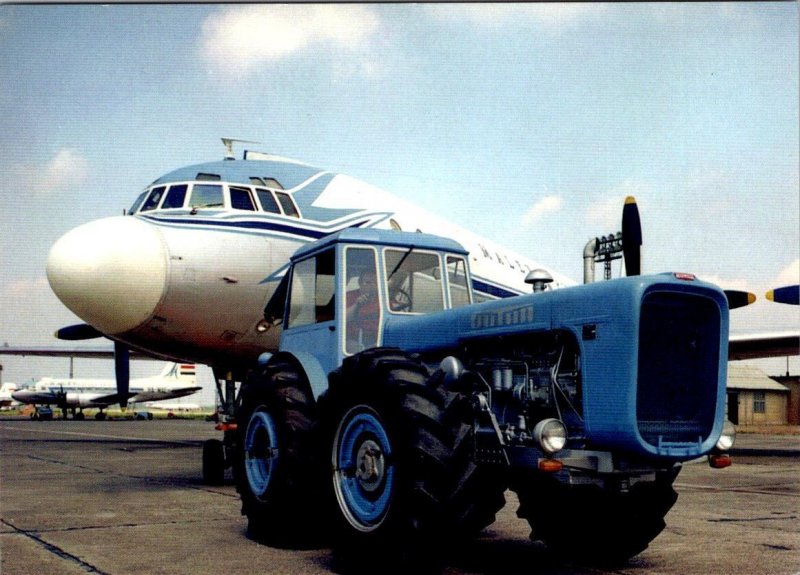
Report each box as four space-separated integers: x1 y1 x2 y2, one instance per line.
1 519 110 574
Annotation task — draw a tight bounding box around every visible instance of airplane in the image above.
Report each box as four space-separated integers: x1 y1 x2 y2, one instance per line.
0 382 20 409
11 362 201 420
0 139 795 470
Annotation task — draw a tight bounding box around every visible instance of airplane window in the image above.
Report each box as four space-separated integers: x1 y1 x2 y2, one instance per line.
129 191 148 214
140 186 166 212
196 173 221 181
161 184 188 209
250 177 265 185
230 186 256 211
262 178 284 190
255 188 280 214
276 192 300 218
189 184 224 209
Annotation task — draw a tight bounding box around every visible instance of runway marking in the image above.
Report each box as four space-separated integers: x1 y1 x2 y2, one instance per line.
0 424 198 445
2 518 109 574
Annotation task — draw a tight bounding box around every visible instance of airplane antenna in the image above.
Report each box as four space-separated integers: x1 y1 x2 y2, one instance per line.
221 138 262 160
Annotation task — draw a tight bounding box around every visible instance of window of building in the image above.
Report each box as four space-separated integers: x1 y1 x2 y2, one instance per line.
753 391 766 414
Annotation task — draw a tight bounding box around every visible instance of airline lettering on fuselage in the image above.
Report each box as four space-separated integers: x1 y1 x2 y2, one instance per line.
470 304 535 330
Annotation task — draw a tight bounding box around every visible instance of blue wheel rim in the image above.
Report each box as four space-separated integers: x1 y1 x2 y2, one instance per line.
333 406 394 532
244 408 279 499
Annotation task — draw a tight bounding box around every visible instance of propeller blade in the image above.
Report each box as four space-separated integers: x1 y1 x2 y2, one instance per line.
622 196 642 276
114 341 130 410
766 284 799 305
724 290 757 310
54 323 103 340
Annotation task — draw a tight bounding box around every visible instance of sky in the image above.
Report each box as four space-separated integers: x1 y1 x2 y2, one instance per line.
0 3 798 401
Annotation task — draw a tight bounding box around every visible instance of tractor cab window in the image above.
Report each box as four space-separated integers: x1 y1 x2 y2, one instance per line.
384 249 444 314
287 249 336 329
344 247 380 355
447 256 472 308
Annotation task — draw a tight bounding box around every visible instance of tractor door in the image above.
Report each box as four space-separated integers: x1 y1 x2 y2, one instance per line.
280 248 339 375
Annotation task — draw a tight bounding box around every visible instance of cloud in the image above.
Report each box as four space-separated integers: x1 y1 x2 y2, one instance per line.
199 5 381 75
583 180 650 232
3 149 89 197
426 4 603 31
522 195 562 225
774 259 799 287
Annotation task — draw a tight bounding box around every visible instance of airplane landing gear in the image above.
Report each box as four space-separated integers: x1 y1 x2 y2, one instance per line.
202 438 226 485
202 369 242 485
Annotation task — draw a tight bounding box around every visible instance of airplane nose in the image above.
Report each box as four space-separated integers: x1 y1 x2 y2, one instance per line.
47 216 168 336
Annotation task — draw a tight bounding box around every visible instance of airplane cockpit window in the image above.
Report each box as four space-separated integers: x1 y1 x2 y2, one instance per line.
161 184 188 209
140 186 166 212
196 173 221 181
262 178 283 190
248 176 284 190
276 192 300 218
255 188 281 214
230 186 256 211
189 184 224 210
129 191 148 215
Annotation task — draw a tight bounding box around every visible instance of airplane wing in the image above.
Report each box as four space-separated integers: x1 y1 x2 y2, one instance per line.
0 346 160 359
728 331 800 361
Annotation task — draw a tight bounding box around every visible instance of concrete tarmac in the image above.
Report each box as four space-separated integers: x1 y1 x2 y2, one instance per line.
1 418 798 575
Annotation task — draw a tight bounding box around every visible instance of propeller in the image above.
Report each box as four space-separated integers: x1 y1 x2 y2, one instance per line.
114 341 130 410
766 284 799 305
54 322 131 410
724 290 757 310
54 323 103 340
621 196 642 276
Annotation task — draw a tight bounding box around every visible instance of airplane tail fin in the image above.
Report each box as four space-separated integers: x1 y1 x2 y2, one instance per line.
158 363 198 385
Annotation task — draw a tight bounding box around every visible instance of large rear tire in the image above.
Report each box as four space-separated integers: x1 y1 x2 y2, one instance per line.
233 357 320 544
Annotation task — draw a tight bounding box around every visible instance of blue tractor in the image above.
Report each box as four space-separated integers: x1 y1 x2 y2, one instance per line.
233 228 735 566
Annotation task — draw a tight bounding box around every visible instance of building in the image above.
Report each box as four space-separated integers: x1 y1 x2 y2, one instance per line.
771 374 800 425
726 364 789 426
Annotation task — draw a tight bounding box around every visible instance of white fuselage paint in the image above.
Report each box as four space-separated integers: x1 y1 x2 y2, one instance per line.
47 159 576 372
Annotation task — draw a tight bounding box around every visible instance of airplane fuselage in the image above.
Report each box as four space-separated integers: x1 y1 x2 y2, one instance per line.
47 155 574 374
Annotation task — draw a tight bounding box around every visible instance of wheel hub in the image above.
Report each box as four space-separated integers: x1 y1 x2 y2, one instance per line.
354 439 385 492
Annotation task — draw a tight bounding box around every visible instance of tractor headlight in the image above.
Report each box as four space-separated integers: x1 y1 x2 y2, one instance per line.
715 420 736 452
533 418 567 454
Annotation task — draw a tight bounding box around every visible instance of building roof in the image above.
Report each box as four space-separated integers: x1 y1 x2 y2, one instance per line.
727 364 789 392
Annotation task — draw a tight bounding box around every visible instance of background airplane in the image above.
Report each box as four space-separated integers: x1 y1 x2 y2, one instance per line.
11 362 201 420
0 382 20 409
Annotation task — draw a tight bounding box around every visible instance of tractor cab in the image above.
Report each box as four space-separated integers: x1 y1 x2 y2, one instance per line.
264 229 472 396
